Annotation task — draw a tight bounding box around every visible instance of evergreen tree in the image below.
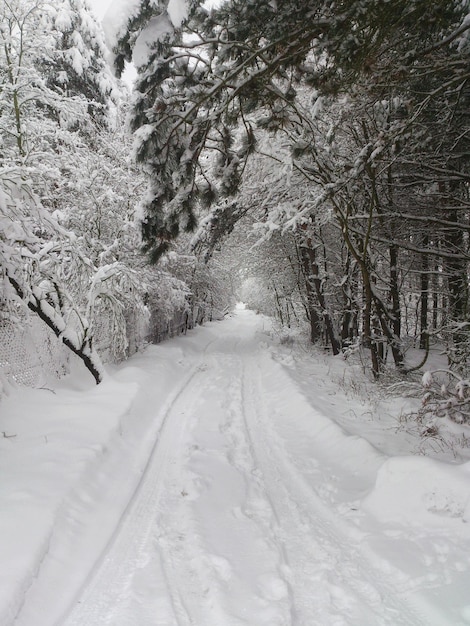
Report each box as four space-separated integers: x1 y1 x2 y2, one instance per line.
109 0 466 255
107 0 469 376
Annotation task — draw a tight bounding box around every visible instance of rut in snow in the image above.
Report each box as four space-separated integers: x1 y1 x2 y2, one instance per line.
61 315 426 625
13 310 465 626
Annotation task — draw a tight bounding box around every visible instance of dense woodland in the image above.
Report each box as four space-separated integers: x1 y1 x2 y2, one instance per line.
1 0 470 420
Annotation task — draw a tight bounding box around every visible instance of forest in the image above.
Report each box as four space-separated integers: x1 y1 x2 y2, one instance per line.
1 0 470 423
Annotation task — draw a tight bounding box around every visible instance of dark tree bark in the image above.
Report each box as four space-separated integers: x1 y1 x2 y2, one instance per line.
299 244 322 344
299 229 341 354
389 243 404 368
419 236 429 350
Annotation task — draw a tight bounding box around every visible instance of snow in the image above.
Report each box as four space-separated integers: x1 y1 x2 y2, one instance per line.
1 310 470 625
102 0 190 57
100 0 190 85
422 370 433 387
167 0 189 27
363 456 470 526
54 8 73 31
102 0 142 50
133 14 174 68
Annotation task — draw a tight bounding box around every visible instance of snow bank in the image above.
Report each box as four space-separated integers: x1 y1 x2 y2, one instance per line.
363 456 470 529
361 456 470 625
0 376 139 624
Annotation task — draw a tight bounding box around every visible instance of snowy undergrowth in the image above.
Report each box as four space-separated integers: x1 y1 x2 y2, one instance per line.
268 325 470 463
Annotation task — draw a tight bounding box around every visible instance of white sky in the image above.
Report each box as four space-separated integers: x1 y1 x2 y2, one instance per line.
88 0 113 20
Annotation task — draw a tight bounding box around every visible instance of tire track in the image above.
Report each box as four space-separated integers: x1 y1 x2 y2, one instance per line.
216 351 296 625
239 353 430 626
156 343 295 626
60 360 213 626
56 314 436 626
152 355 242 626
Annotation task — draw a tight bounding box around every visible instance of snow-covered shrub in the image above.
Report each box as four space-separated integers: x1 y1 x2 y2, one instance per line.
418 370 470 425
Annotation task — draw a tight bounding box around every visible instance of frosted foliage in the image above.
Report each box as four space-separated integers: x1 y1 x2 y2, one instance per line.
103 0 189 57
51 0 118 100
133 14 174 67
0 280 189 386
66 47 85 74
92 304 126 362
0 286 187 385
0 0 232 389
103 0 142 48
124 306 153 356
55 8 73 30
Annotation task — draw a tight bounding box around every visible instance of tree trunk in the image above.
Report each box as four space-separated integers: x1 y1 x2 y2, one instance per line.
340 253 358 344
362 272 381 378
432 260 439 331
272 283 284 326
446 211 467 323
419 236 429 350
299 244 322 343
299 234 341 354
388 244 404 368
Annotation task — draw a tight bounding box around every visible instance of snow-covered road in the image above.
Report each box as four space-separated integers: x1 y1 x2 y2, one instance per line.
3 310 470 625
